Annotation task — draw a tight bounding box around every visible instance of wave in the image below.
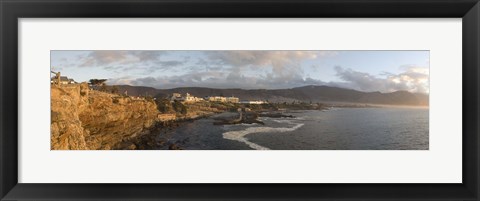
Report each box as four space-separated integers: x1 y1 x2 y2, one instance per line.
272 119 289 123
271 117 305 123
222 122 304 150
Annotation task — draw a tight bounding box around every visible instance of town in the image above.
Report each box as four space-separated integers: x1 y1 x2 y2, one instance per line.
169 92 267 105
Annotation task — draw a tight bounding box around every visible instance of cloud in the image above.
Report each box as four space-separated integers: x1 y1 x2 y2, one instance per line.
78 51 166 67
111 51 330 89
207 51 319 66
131 51 164 61
105 76 136 85
332 66 429 93
107 70 326 90
386 66 429 93
79 51 129 67
57 50 428 93
204 50 336 85
76 51 191 75
156 60 183 67
106 50 331 89
206 50 331 72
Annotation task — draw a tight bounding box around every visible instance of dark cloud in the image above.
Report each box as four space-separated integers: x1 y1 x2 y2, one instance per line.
156 60 183 67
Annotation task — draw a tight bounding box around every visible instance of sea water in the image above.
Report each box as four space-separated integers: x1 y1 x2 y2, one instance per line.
154 107 429 150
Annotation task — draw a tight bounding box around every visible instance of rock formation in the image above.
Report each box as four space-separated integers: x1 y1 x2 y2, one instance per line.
51 83 159 150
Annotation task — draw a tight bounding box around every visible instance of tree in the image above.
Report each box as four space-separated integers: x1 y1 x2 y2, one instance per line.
89 79 107 86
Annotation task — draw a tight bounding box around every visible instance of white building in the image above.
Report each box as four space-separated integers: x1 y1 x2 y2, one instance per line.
226 96 239 103
170 93 184 102
240 100 267 104
51 76 75 85
206 96 227 102
206 96 239 103
171 93 203 103
184 93 204 102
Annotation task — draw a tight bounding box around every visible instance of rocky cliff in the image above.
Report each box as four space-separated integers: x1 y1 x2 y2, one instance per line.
51 83 159 150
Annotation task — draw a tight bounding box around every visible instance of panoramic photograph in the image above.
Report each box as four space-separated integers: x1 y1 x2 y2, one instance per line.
50 50 429 150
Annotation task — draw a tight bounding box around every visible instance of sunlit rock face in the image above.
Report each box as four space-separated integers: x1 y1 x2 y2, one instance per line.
51 83 158 150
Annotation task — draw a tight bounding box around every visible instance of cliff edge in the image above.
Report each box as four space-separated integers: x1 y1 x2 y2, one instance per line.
51 83 159 150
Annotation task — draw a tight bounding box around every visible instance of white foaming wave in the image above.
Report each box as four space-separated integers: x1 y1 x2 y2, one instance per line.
271 117 305 123
222 123 304 150
327 107 341 111
223 123 258 129
272 119 291 123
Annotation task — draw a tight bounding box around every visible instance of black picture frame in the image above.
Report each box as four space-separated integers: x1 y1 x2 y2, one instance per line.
1 0 479 200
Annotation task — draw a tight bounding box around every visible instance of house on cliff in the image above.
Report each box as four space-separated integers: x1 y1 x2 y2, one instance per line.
170 93 184 102
170 93 204 103
240 100 267 104
205 96 239 103
51 76 76 85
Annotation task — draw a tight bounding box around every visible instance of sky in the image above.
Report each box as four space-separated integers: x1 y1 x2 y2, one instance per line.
51 50 429 93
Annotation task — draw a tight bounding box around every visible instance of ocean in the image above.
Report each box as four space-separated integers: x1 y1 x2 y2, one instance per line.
153 107 429 150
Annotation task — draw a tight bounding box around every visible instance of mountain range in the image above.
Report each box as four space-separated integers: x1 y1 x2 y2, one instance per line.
112 85 429 106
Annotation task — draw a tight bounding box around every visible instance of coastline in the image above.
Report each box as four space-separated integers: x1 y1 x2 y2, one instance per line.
51 84 428 150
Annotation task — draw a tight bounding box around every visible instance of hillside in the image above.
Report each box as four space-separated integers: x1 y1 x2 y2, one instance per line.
112 85 429 106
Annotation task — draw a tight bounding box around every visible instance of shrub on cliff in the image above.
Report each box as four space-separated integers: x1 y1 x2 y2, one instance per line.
144 96 155 102
112 98 120 104
172 100 188 115
156 99 174 113
110 86 119 94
